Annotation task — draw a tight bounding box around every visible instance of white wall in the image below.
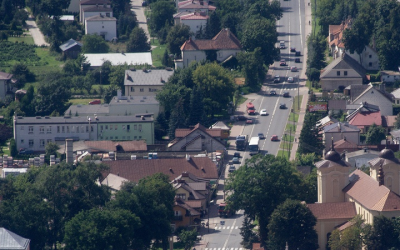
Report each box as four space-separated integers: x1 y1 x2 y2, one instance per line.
83 11 113 23
181 19 207 35
216 49 240 61
125 85 163 97
346 46 380 71
182 50 207 68
353 88 393 115
85 20 117 41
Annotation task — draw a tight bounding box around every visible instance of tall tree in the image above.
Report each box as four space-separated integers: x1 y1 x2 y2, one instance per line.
364 216 400 249
204 12 221 39
298 112 325 155
267 199 319 250
240 216 258 249
168 99 186 140
329 216 364 250
82 34 109 53
149 1 175 33
186 85 205 126
237 48 265 89
365 124 386 145
166 24 191 56
126 27 151 52
179 228 198 250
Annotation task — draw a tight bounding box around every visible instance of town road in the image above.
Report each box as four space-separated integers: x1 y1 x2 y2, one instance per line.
130 0 151 42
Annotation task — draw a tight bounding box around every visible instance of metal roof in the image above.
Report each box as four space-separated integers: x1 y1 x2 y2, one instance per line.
84 53 152 67
0 228 30 250
124 69 174 86
59 38 82 51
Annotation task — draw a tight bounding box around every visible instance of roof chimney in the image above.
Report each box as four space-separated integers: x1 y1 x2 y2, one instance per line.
186 154 191 161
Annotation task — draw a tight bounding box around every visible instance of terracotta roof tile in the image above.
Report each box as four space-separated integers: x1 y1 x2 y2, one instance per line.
174 198 201 216
383 116 396 127
185 200 202 208
307 202 356 220
103 157 218 183
348 111 382 128
174 182 205 200
84 140 147 152
344 170 400 211
334 139 359 154
180 12 209 20
181 28 241 51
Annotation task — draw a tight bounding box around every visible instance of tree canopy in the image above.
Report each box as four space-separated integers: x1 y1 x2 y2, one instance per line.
126 27 151 52
166 24 191 56
365 124 386 145
149 1 175 33
82 34 110 53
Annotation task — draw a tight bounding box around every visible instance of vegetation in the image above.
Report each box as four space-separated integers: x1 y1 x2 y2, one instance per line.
298 111 325 155
82 34 110 53
365 124 386 145
126 27 151 52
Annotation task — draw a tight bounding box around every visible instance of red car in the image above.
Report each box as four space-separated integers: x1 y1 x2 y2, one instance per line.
246 118 254 124
89 99 101 105
280 59 287 66
271 135 279 141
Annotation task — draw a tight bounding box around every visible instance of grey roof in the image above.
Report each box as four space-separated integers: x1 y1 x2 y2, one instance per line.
84 53 152 67
187 182 207 191
81 0 110 5
347 84 370 101
101 173 129 191
59 38 82 51
345 149 380 159
210 121 230 130
65 104 109 116
109 96 158 105
0 228 30 250
316 115 338 127
391 88 400 99
14 115 153 125
324 122 359 133
124 69 174 86
85 15 116 21
328 99 347 110
83 5 112 12
352 84 393 104
381 70 400 76
346 102 380 121
320 54 366 79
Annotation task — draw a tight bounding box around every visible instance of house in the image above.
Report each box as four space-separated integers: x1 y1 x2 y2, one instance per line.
102 156 219 183
83 52 152 68
59 39 82 59
316 115 338 131
323 122 360 152
1 167 28 178
320 53 366 91
347 84 393 116
173 197 201 229
0 227 30 250
382 115 396 133
333 138 359 154
172 172 210 200
175 28 242 69
0 72 17 100
177 0 216 14
81 5 113 24
80 0 111 23
328 18 380 70
307 144 400 249
85 14 117 41
391 88 400 105
67 0 80 13
173 12 209 36
13 115 154 152
101 173 129 192
124 68 174 96
168 123 226 152
327 100 347 114
345 148 380 169
210 121 230 139
174 179 207 212
381 70 400 83
348 111 382 134
344 84 369 102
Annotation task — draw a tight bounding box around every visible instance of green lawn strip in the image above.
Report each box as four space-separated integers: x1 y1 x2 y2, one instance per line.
150 38 167 67
8 35 35 45
1 144 10 155
277 150 289 159
235 95 247 106
306 80 321 93
293 95 302 112
285 123 296 132
69 99 96 105
279 141 293 151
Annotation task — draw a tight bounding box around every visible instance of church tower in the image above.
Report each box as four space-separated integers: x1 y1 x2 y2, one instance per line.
316 139 352 203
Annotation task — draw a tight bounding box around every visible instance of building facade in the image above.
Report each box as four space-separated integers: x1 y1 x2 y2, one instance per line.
124 68 174 96
85 14 117 41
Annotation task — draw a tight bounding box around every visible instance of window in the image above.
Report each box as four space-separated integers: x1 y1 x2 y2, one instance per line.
110 125 113 130
39 126 44 134
21 139 24 144
100 125 103 131
139 136 142 139
115 136 118 139
67 126 70 133
106 13 110 17
122 125 126 130
134 125 137 130
102 26 104 28
134 136 137 139
115 125 117 130
86 126 89 132
149 88 152 92
139 124 142 130
369 55 372 58
20 126 24 130
77 126 80 133
91 125 94 132
62 126 65 133
29 140 34 147
47 126 52 134
127 136 130 139
333 179 339 197
57 126 60 133
337 71 340 76
127 125 130 131
29 126 34 134
130 87 134 92
110 136 113 139
40 139 45 147
176 193 186 200
140 88 144 92
47 139 52 144
123 136 126 139
369 62 372 67
344 71 348 76
105 125 108 130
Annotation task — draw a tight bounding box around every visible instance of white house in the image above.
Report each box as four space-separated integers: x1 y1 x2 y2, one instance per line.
381 70 400 83
177 0 216 14
124 68 174 96
85 14 117 41
82 5 113 24
323 122 360 151
350 83 393 116
174 12 208 36
80 0 111 23
175 28 242 69
83 52 153 68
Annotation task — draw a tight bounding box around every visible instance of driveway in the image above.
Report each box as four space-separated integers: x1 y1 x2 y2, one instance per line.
25 15 50 46
130 0 151 42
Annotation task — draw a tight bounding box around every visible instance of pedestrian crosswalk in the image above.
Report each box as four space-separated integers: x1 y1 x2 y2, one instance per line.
214 226 239 230
267 87 297 91
205 248 243 250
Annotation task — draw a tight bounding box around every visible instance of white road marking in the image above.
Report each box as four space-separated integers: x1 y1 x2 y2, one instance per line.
222 219 236 249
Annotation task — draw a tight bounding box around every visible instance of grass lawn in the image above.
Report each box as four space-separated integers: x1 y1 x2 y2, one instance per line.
1 144 10 155
7 35 35 45
69 99 96 105
279 141 293 151
285 123 296 132
293 95 302 112
107 41 127 53
277 150 289 159
151 38 167 67
235 95 247 106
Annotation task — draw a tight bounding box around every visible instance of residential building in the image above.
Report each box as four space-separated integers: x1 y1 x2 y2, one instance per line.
124 68 174 96
327 100 347 115
345 148 380 169
333 138 359 154
173 197 201 229
101 173 129 192
13 115 154 152
177 0 216 14
0 227 30 250
0 71 16 100
210 121 230 139
175 28 242 69
172 172 210 200
57 140 148 154
81 5 113 24
83 52 152 68
59 39 82 59
173 12 209 36
168 123 226 152
307 145 400 249
347 84 393 116
316 115 338 131
381 70 400 83
80 0 111 23
348 110 382 134
320 54 366 91
174 179 207 212
85 14 117 41
323 122 360 151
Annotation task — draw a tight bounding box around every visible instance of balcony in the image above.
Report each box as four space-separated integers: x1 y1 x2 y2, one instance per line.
174 215 183 221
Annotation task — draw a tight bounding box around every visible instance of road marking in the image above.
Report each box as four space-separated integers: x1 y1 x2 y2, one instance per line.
299 0 303 48
222 219 236 249
223 226 226 229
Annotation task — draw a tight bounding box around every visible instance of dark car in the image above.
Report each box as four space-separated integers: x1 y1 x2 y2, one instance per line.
234 152 241 158
232 157 240 164
279 103 287 109
19 148 34 154
295 51 301 56
270 90 277 96
280 59 286 66
258 133 265 139
283 92 290 97
229 165 236 172
273 75 280 83
271 135 279 141
236 115 247 121
295 58 301 63
290 47 296 52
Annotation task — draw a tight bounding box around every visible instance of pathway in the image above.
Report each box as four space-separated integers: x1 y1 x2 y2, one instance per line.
25 13 49 46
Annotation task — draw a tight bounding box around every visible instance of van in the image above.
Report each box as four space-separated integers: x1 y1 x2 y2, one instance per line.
279 41 285 49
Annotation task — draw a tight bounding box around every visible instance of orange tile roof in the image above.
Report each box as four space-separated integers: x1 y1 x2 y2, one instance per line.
307 202 356 219
349 111 382 128
334 139 359 154
181 28 242 51
175 123 222 138
344 170 400 211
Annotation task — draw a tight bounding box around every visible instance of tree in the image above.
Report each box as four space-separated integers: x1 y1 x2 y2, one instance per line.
108 65 129 92
204 11 221 39
240 17 279 66
329 216 364 250
364 216 400 249
117 13 137 38
306 67 320 82
9 138 17 157
225 154 305 245
298 112 325 155
10 62 34 88
126 27 151 52
178 228 198 250
82 34 109 53
394 112 400 129
149 1 175 33
64 208 141 250
192 63 235 119
166 24 191 56
267 199 319 250
45 142 60 158
0 123 13 145
237 48 265 89
186 85 205 126
162 49 170 67
365 124 386 145
307 34 327 71
240 216 258 249
168 99 186 140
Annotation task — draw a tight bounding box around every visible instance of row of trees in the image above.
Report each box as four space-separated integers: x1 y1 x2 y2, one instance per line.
0 163 177 250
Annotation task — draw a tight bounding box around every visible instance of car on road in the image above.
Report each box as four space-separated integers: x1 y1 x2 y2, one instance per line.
228 165 236 172
273 75 280 83
279 103 287 109
246 118 254 124
291 66 298 72
270 90 277 96
287 76 294 83
290 47 296 52
236 115 247 121
280 59 287 66
283 92 290 97
232 157 240 164
271 135 279 141
260 109 268 116
295 51 301 56
279 41 285 49
234 152 241 158
258 133 265 139
295 58 301 63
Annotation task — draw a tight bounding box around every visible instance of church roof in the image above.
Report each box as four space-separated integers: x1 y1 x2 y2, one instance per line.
343 170 400 212
307 202 356 220
368 148 400 167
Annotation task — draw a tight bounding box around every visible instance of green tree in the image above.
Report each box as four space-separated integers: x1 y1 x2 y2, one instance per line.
162 49 170 67
10 62 34 88
307 34 327 71
237 48 265 89
166 24 191 56
168 99 186 140
149 1 175 33
126 27 151 52
186 85 205 126
394 112 400 129
0 123 13 145
64 208 141 250
192 63 235 119
45 142 60 158
365 124 386 145
111 0 131 19
240 216 258 249
82 72 95 94
9 138 17 157
82 34 109 53
179 228 198 250
225 154 305 245
246 0 283 21
298 112 325 155
267 199 319 250
329 216 364 250
108 65 129 92
117 13 137 38
364 216 400 249
306 68 320 82
204 11 221 39
240 17 279 65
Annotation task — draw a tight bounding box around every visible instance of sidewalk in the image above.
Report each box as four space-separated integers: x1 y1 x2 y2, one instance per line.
289 0 312 161
25 14 49 46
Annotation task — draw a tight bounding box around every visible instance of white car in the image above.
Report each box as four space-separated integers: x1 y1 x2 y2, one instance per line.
287 77 294 83
260 109 268 116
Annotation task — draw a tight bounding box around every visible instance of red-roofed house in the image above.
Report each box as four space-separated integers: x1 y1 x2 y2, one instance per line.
175 28 242 68
177 0 216 13
173 12 209 35
173 197 201 229
333 138 359 154
348 111 382 133
168 123 226 152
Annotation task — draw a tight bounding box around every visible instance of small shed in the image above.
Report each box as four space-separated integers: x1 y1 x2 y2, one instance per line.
210 121 230 139
59 38 82 59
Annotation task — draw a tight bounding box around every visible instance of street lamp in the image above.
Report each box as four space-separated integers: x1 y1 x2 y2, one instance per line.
296 75 300 110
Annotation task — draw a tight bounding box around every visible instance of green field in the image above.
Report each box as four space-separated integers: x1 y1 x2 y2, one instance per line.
151 38 167 67
7 35 35 45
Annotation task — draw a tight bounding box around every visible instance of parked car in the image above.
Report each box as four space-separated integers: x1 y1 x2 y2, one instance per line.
273 75 280 83
271 135 279 141
279 41 285 49
279 103 287 109
236 115 247 121
234 152 241 158
280 59 287 66
295 58 301 63
89 99 101 105
290 47 296 52
258 133 265 139
260 109 268 116
232 157 240 164
229 165 236 172
283 92 290 97
290 66 298 72
270 90 277 96
19 148 34 154
287 77 294 83
295 51 301 56
246 118 254 124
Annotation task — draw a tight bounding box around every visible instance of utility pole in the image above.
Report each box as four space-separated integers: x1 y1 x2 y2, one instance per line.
296 75 300 110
